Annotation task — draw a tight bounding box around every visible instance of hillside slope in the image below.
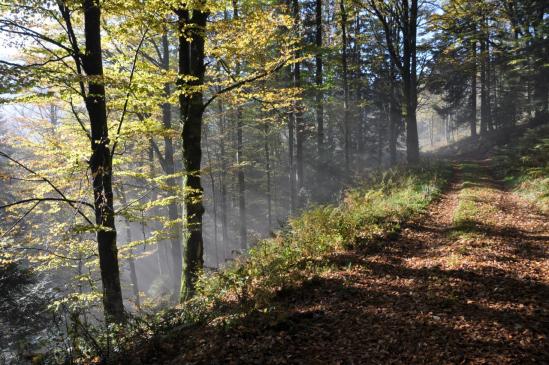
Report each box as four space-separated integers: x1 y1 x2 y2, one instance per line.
128 158 547 364
114 125 549 365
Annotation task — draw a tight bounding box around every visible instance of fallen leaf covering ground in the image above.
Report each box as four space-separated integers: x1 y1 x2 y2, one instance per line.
132 159 548 364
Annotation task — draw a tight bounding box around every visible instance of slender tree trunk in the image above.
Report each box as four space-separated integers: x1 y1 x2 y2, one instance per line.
403 0 420 164
236 109 247 250
376 114 382 167
389 59 398 165
177 7 208 300
264 124 272 231
485 35 494 131
288 111 296 215
352 14 361 155
292 0 305 202
217 100 229 259
82 0 124 322
340 0 350 174
443 115 447 143
532 7 548 117
492 55 499 130
285 21 297 214
533 41 548 117
125 224 140 309
149 141 168 278
272 141 281 221
204 128 219 267
370 0 419 164
429 117 433 146
480 35 489 135
160 32 183 300
315 0 324 156
470 41 478 138
232 0 247 250
117 187 140 309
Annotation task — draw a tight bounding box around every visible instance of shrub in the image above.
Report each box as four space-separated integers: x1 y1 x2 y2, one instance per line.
494 124 549 213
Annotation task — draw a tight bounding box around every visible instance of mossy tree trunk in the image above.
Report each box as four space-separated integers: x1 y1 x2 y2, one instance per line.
177 7 209 301
82 0 124 322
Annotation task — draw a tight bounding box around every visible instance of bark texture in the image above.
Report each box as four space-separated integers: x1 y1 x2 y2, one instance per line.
82 0 124 322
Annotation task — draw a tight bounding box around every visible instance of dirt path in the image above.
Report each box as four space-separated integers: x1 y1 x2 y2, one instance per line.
151 160 548 364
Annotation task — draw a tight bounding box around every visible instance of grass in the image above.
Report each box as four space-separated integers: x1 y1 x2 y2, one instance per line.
448 161 497 250
493 124 549 213
451 162 491 232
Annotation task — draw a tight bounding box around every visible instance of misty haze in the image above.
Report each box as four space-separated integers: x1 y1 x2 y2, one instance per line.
0 0 547 364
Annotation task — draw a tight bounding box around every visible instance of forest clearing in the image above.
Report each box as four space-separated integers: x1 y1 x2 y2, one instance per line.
0 0 547 363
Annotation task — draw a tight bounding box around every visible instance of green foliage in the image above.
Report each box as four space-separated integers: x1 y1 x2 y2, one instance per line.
49 162 450 363
450 161 499 240
0 252 52 362
451 162 485 232
195 161 450 310
494 125 549 213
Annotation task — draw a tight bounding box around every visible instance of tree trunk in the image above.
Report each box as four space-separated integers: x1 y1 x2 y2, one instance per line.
429 117 433 146
177 8 208 301
470 41 478 138
389 59 398 165
160 32 183 300
480 35 489 135
292 0 305 203
532 7 548 117
286 51 296 215
82 0 124 322
117 187 140 309
403 0 420 164
370 0 418 164
232 0 247 251
149 141 169 279
125 223 140 309
315 0 323 156
485 35 494 131
288 111 296 216
204 128 219 267
217 100 229 259
340 0 350 174
264 124 272 231
236 109 247 251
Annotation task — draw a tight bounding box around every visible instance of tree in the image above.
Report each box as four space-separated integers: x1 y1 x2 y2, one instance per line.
81 0 125 322
339 0 351 173
176 4 209 300
0 0 130 322
315 0 324 156
367 0 421 164
173 0 295 299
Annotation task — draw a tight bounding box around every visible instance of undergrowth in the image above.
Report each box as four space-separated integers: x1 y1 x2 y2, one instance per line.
451 162 493 232
448 162 497 256
54 161 452 364
493 124 549 213
195 161 451 313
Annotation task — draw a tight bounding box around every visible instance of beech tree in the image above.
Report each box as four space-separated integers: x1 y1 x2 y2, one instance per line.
366 0 421 164
2 3 544 354
0 0 131 322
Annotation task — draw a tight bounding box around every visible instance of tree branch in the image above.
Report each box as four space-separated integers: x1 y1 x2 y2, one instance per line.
0 197 94 210
111 29 149 157
0 151 94 225
0 201 40 239
203 59 289 111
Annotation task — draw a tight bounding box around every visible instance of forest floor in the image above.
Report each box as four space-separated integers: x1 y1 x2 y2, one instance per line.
139 157 548 364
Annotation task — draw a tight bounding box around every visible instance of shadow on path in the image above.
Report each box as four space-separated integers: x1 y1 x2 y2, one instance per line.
139 160 548 365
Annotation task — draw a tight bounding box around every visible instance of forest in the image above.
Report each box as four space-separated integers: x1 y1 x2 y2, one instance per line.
0 0 547 363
